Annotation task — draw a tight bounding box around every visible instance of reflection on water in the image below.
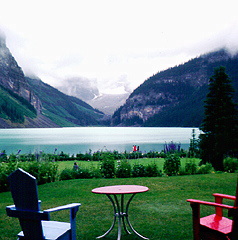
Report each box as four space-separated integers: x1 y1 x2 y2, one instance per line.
0 127 200 155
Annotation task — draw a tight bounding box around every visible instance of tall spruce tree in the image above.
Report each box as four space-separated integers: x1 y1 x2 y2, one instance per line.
199 66 238 171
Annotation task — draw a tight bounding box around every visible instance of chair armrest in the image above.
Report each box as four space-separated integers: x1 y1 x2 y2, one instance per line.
213 193 236 201
44 203 81 213
6 205 50 220
44 203 81 240
187 199 234 210
44 203 81 222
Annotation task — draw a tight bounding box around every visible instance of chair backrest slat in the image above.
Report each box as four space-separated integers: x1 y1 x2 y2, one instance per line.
231 179 238 238
8 168 44 240
234 179 238 208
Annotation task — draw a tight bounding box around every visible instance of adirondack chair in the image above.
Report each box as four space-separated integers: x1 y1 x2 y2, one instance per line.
6 168 81 240
187 181 238 240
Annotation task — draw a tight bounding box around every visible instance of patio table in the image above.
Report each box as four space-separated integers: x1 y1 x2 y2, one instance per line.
92 185 149 240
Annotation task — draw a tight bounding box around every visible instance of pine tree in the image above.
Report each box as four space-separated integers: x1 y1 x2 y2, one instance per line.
199 66 238 171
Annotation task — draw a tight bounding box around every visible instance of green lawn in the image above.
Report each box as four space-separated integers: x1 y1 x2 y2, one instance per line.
0 173 237 240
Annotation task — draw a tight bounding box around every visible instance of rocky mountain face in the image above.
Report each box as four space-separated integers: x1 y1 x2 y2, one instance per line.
0 34 105 128
27 77 105 127
0 34 42 112
111 49 238 127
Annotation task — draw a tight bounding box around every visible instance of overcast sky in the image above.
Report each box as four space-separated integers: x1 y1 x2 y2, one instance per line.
1 0 238 94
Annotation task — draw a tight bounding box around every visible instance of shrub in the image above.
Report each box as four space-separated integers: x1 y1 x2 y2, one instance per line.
100 153 115 178
0 162 17 192
144 151 161 158
132 164 146 177
178 167 187 176
197 163 214 174
126 152 143 159
116 160 131 178
163 154 181 176
75 168 92 179
224 157 238 173
184 160 197 175
90 168 102 178
145 163 162 177
19 161 58 184
92 151 103 161
60 166 101 180
0 161 58 192
60 168 75 180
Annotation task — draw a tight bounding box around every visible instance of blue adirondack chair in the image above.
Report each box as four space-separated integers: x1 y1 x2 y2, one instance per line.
6 168 81 240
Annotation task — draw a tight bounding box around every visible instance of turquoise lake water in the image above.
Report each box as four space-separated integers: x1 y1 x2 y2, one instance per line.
0 127 200 155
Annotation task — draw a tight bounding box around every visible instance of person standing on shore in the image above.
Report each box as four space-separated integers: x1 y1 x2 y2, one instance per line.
133 145 137 152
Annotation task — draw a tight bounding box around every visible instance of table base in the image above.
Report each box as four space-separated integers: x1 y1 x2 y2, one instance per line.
96 193 149 240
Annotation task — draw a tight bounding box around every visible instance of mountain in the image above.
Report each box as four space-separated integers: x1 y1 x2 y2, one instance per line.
87 92 130 115
26 77 104 126
57 77 130 115
111 49 238 127
0 33 105 128
0 34 41 111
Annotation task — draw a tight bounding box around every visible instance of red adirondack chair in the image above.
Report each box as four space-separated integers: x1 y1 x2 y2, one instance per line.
187 181 238 240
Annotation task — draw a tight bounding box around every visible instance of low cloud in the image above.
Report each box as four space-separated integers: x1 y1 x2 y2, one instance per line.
1 0 238 93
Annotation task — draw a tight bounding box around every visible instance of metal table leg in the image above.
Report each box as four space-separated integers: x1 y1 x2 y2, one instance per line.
96 193 149 240
124 193 149 240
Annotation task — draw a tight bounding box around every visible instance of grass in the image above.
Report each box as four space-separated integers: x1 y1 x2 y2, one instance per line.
0 173 237 240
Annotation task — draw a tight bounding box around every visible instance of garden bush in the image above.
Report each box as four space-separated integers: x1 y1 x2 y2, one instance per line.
87 165 102 178
179 160 197 175
125 151 143 159
184 160 197 175
197 163 214 174
131 163 162 177
145 163 162 177
0 162 17 192
59 166 101 180
143 151 161 158
224 157 238 173
132 164 146 177
163 154 181 176
75 168 93 179
100 153 115 178
60 168 75 180
20 161 58 184
116 160 131 178
0 161 58 192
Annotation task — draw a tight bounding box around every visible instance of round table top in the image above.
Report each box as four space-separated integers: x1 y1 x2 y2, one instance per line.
92 185 149 194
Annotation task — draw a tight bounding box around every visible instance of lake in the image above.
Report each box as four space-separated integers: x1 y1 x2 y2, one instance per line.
0 127 200 155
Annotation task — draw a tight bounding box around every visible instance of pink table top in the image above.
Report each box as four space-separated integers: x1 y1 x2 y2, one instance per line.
92 185 149 195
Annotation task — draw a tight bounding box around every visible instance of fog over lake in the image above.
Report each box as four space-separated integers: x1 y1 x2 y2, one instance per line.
0 127 200 155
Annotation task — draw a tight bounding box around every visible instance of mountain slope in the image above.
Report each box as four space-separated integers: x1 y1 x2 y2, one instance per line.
111 49 238 127
27 77 104 126
0 33 105 128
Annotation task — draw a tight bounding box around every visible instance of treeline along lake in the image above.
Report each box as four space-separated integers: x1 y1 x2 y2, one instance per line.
0 127 200 155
